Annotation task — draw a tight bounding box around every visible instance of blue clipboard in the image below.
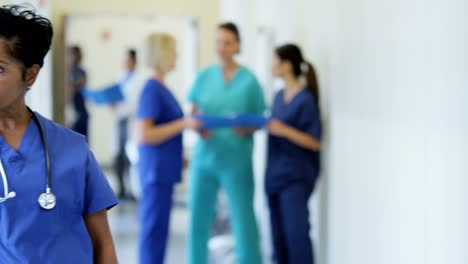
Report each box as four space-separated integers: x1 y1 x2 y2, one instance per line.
196 113 269 130
235 113 269 128
83 83 124 104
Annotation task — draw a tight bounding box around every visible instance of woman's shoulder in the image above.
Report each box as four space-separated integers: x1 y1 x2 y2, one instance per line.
36 113 89 151
300 89 318 103
274 89 285 100
297 90 320 112
196 64 219 78
142 78 166 93
237 65 258 79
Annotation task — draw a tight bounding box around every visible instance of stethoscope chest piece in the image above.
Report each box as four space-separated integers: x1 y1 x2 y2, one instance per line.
38 191 56 210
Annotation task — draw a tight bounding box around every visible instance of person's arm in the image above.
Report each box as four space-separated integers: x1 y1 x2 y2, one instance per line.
191 104 210 139
234 127 259 136
109 104 117 112
136 81 200 144
85 210 118 264
137 117 193 145
82 148 119 263
234 76 266 137
268 119 320 151
73 70 86 92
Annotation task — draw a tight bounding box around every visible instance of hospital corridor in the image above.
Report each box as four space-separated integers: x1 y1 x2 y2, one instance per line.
0 0 466 264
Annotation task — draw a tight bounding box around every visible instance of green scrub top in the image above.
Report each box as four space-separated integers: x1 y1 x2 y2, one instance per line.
188 64 266 168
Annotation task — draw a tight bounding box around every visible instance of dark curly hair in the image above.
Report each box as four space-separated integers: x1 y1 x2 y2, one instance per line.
0 5 53 69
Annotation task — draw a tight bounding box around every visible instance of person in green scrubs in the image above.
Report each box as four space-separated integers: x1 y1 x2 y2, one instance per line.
187 22 265 264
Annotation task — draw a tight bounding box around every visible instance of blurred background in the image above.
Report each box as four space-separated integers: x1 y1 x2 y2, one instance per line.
3 0 467 263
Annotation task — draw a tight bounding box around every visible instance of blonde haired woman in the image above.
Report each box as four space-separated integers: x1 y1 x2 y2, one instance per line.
136 33 200 264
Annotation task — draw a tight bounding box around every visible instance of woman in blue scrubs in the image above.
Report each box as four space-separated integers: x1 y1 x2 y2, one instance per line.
188 23 265 264
136 33 200 264
69 45 89 140
0 5 118 263
266 44 321 264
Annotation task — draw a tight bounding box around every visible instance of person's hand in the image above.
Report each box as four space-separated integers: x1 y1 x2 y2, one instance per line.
268 119 289 137
183 117 202 130
199 130 211 139
234 127 254 136
109 104 117 112
191 108 210 139
184 117 210 139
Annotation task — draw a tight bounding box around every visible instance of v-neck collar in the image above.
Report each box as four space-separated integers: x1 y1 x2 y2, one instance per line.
218 64 241 86
282 88 306 106
0 117 37 157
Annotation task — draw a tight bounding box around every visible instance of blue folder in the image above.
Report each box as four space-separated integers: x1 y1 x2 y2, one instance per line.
83 83 124 104
235 113 269 128
196 113 269 130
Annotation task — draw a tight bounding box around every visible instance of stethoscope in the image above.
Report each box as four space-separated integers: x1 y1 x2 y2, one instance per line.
0 108 56 210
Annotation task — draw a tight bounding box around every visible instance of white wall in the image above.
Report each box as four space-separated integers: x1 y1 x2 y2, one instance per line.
326 1 467 263
222 0 468 263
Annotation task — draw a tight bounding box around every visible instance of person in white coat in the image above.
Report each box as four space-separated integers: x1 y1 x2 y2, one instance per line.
112 49 145 200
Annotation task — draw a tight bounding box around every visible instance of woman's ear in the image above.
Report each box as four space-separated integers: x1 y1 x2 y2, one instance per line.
24 65 40 87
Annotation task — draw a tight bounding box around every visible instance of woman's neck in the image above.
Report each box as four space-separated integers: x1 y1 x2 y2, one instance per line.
220 58 238 71
282 75 303 104
0 101 28 127
151 70 165 84
0 102 31 150
284 75 302 92
220 58 238 83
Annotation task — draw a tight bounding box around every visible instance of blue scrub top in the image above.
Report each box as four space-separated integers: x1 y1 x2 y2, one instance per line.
0 112 118 263
188 64 266 167
266 89 321 194
137 79 183 185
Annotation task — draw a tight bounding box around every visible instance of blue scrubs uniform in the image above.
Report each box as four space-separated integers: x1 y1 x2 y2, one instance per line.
188 65 265 264
70 65 89 139
266 89 321 264
136 79 183 264
0 112 118 263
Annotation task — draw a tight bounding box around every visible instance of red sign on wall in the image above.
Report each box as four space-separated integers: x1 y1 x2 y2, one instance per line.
37 0 46 8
